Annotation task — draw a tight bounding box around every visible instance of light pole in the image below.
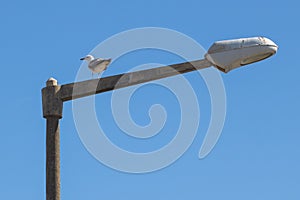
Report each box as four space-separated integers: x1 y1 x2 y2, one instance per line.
41 36 277 200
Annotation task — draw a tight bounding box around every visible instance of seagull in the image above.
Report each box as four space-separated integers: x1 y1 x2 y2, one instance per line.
80 55 112 77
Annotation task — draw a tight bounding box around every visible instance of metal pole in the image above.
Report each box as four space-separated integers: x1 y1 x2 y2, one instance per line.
42 78 63 200
46 117 60 200
41 60 212 199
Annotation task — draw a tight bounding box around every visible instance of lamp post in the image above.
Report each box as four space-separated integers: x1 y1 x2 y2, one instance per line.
41 36 277 200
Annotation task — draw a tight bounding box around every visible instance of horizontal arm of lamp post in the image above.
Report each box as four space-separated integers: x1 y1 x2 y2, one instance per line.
59 59 211 101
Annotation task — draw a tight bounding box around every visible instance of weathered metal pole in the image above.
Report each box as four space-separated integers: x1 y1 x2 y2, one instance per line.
41 59 212 199
42 78 63 200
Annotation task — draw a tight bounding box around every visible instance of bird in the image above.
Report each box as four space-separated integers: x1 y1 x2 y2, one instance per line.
80 55 112 77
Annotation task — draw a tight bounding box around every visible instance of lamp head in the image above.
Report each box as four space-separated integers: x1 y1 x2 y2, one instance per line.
205 37 278 73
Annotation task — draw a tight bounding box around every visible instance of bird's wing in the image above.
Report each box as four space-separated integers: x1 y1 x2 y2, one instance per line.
90 58 111 67
90 58 104 66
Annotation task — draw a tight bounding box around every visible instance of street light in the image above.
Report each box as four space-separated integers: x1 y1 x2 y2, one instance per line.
42 36 277 200
206 36 278 73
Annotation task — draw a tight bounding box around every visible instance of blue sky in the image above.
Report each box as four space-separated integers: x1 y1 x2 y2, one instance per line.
1 0 299 199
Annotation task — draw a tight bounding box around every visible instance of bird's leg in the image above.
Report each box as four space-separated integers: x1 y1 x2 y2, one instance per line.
92 72 93 78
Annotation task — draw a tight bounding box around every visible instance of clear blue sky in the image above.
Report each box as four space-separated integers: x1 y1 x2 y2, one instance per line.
1 0 299 199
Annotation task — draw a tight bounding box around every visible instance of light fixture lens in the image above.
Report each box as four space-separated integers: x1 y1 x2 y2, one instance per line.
241 52 274 66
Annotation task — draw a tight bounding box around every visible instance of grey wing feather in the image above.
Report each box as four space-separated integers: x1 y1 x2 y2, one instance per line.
90 59 104 66
91 58 111 67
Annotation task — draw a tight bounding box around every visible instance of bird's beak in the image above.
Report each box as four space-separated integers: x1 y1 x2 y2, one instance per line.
80 57 85 60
